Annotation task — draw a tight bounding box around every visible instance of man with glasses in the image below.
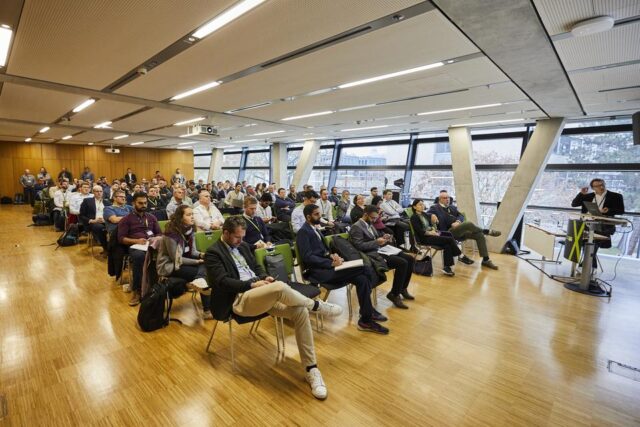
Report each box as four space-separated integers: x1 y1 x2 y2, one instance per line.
80 185 112 252
193 190 224 231
118 192 162 306
104 190 133 233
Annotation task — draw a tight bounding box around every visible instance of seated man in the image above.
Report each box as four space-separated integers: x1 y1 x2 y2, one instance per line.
166 187 193 218
53 179 71 231
224 182 245 212
146 185 167 212
275 187 295 222
256 193 275 223
291 190 318 233
205 216 342 400
118 192 162 306
193 190 224 231
69 181 93 220
297 204 389 334
103 190 133 233
80 185 112 252
242 196 274 250
350 206 415 309
379 189 411 244
427 190 500 270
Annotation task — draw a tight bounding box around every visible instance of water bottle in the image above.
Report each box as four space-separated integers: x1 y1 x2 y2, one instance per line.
404 230 411 250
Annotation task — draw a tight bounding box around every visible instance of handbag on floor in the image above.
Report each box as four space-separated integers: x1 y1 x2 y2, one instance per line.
413 256 433 277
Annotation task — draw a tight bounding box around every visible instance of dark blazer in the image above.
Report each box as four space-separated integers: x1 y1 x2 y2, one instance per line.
410 210 436 237
350 205 364 223
427 203 464 231
571 191 625 216
349 219 381 253
124 173 137 185
146 196 166 212
79 197 112 226
204 240 266 320
243 215 271 249
296 223 334 283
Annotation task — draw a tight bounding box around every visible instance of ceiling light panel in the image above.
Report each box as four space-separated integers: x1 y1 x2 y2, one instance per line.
0 26 12 67
67 100 142 127
117 0 425 101
0 83 87 123
192 0 266 39
8 0 241 89
110 109 205 133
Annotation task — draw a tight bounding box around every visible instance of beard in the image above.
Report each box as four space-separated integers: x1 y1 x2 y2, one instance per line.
311 218 322 225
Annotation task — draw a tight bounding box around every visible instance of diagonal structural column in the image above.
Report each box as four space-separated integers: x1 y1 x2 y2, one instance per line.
207 148 224 184
271 142 288 189
448 126 481 225
291 139 321 189
488 118 565 252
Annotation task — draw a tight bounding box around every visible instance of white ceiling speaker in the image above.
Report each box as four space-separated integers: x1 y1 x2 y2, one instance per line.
570 16 614 37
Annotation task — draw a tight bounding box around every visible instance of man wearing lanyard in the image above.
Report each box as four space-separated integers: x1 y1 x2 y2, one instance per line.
118 192 162 306
242 196 273 250
204 216 342 399
80 185 112 252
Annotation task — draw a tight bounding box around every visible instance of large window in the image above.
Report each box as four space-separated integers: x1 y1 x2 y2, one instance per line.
222 152 242 167
244 169 270 185
339 144 408 166
218 169 239 184
194 155 211 168
415 142 451 165
246 151 270 167
309 170 331 189
473 138 521 165
409 170 455 200
314 148 334 166
549 132 637 164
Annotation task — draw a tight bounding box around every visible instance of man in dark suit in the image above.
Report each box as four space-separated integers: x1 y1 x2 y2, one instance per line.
204 216 341 400
124 168 137 186
427 190 500 270
242 196 273 251
296 204 389 334
79 185 112 251
350 205 415 309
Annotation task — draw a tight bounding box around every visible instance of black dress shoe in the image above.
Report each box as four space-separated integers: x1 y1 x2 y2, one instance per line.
458 255 474 265
400 289 415 300
372 311 388 322
386 292 408 309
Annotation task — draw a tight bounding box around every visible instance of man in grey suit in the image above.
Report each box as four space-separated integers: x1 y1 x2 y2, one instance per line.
349 205 415 309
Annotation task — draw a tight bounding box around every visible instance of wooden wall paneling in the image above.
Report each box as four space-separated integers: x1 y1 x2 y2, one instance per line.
0 157 15 197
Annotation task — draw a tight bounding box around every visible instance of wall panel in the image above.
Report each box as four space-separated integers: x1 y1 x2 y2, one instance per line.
0 141 194 197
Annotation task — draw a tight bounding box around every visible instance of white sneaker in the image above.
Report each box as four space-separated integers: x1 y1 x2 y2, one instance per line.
312 301 343 317
305 368 327 400
122 283 131 293
191 278 209 289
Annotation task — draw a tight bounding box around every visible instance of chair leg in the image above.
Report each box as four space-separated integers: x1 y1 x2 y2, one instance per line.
205 319 219 353
229 321 237 371
250 319 261 335
372 287 378 306
346 285 353 318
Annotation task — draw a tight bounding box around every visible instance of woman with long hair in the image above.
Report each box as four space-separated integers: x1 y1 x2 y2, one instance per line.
350 194 366 223
410 198 461 277
156 205 212 319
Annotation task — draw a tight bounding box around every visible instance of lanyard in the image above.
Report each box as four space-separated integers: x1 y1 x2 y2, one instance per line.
596 194 606 208
244 216 264 239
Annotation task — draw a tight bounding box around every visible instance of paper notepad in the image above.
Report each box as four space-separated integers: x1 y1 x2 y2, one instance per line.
377 245 402 256
334 259 364 271
130 243 149 252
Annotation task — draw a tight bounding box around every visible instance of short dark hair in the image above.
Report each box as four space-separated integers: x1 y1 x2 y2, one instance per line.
303 204 319 218
370 187 378 192
371 195 382 206
439 189 448 194
223 215 246 233
364 205 378 215
303 190 318 200
320 188 328 195
259 193 272 202
590 178 605 188
383 189 392 196
411 198 424 208
132 191 147 202
331 187 337 192
278 187 285 193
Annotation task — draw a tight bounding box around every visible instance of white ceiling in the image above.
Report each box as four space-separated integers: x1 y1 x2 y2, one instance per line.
0 0 637 152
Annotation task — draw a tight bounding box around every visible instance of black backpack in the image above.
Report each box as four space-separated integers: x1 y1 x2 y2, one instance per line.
14 193 24 204
56 224 80 247
32 213 52 226
137 279 173 332
330 236 362 261
0 196 12 204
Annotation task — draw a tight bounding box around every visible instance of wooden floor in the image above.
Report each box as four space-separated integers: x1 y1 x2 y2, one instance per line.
1 205 639 426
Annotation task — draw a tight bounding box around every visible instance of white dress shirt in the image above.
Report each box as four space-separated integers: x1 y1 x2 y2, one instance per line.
380 199 403 218
69 193 93 215
256 205 272 220
318 199 334 222
595 190 607 209
193 203 224 231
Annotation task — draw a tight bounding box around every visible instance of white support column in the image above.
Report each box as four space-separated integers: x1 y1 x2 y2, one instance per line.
291 139 320 188
488 117 565 252
207 148 224 183
271 142 288 189
448 126 481 225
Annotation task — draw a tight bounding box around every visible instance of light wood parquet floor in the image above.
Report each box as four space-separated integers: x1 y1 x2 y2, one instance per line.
0 205 639 426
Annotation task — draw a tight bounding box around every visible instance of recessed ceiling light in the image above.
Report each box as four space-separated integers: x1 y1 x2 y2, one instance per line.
282 111 334 121
338 62 444 89
418 103 503 116
170 81 220 101
25 137 31 142
174 117 206 126
340 125 389 132
62 135 72 140
72 99 96 113
0 26 13 67
338 104 376 112
130 141 144 146
226 101 272 113
94 121 112 129
39 127 50 133
252 130 285 136
570 16 614 37
192 0 266 39
88 143 94 146
451 118 525 127
113 134 129 140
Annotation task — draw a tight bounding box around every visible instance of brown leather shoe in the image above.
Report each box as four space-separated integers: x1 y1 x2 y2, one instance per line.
128 291 141 306
400 289 415 300
386 292 408 309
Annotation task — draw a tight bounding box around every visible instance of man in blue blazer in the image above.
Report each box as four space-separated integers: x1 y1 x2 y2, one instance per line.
79 185 112 251
296 204 389 335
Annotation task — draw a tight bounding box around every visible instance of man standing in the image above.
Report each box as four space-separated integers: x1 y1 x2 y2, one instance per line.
53 179 71 230
80 185 111 252
350 206 415 309
193 190 224 231
204 216 342 399
297 204 389 334
364 187 379 205
428 190 500 270
80 167 95 183
58 167 73 182
124 168 137 186
19 169 36 206
118 192 162 306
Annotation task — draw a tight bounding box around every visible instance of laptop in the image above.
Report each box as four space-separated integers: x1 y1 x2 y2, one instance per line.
583 201 604 217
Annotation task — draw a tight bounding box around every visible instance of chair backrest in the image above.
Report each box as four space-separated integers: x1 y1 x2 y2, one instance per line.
195 230 222 252
323 232 349 249
158 220 168 232
222 213 231 219
254 244 295 279
293 241 306 275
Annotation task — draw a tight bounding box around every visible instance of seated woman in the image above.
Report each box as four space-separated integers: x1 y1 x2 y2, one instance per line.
409 199 461 277
350 194 366 223
156 205 213 319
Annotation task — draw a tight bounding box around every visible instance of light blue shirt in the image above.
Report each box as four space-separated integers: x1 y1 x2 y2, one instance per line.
291 204 305 232
223 242 257 281
104 204 133 232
